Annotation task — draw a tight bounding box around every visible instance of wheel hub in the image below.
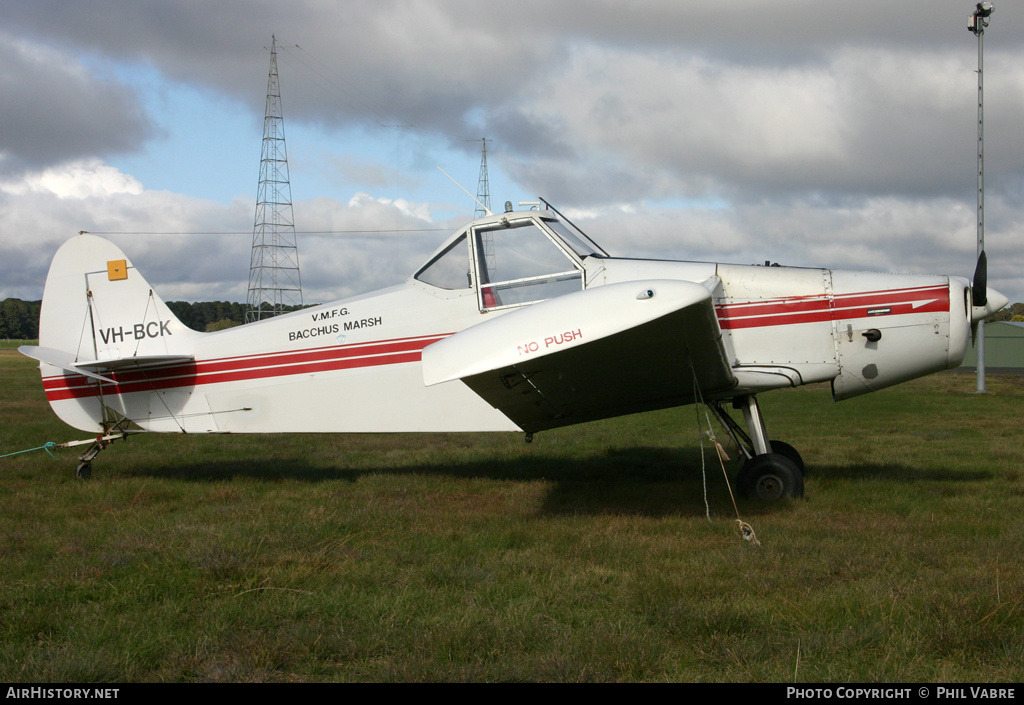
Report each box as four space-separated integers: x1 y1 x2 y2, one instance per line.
755 473 783 500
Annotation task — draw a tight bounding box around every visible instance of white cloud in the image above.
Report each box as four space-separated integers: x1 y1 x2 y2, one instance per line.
346 192 433 222
0 159 144 199
0 158 461 304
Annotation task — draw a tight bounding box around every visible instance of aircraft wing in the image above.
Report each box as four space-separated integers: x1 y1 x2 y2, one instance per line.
422 279 736 433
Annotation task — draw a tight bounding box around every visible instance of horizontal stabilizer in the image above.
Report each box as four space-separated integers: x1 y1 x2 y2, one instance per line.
20 346 116 383
20 345 194 383
74 354 195 372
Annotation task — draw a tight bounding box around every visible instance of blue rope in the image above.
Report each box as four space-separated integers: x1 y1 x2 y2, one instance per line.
0 442 59 460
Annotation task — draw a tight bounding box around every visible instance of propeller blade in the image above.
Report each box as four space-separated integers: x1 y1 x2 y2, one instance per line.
972 250 987 308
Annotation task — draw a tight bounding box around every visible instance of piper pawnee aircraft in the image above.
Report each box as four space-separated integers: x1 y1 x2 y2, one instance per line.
21 200 1007 499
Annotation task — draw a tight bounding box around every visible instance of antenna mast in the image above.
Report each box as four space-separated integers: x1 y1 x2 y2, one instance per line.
247 35 303 322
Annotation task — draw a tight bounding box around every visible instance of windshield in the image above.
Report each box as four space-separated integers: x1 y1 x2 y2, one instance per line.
473 219 582 310
541 218 607 258
412 214 600 311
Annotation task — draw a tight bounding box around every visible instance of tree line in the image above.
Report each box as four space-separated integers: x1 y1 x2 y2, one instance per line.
165 301 310 331
0 298 40 339
0 298 309 339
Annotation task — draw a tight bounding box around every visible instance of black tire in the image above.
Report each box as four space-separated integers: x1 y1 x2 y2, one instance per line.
75 462 92 480
769 439 805 475
738 453 803 500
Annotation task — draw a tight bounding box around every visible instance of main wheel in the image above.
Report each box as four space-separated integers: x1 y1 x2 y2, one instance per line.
768 439 805 475
738 453 803 500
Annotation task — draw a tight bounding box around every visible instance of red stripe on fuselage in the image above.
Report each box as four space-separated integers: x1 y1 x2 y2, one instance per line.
715 285 949 330
42 334 450 402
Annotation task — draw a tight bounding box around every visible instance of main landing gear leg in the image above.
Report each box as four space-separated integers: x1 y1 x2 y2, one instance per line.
709 395 805 500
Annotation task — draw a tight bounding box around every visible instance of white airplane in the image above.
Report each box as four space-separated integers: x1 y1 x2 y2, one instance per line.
21 200 1007 499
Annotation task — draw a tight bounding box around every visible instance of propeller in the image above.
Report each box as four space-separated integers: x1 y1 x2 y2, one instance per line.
971 250 987 345
969 249 1009 345
972 250 987 308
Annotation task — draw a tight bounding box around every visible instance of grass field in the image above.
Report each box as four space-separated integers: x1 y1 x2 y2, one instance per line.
1 348 1022 682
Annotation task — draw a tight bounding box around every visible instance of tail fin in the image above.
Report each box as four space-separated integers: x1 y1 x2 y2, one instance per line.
22 233 199 432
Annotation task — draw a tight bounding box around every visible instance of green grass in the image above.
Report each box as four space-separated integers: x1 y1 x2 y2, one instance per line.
2 349 1023 682
0 339 36 349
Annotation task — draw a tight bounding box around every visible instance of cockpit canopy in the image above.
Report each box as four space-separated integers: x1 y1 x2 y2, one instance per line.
414 211 607 312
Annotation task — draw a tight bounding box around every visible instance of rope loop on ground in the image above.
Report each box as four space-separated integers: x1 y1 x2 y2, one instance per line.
737 519 761 546
0 441 59 461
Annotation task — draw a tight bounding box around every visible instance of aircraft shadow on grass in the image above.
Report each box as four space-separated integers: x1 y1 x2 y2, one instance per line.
124 445 994 519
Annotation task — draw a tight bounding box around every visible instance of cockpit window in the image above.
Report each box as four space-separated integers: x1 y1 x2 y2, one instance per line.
541 218 607 258
474 219 582 310
415 233 471 289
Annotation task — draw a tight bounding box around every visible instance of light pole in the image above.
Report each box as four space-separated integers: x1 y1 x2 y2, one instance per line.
969 2 993 392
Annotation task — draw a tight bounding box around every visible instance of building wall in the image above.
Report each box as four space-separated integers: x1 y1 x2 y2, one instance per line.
959 321 1024 372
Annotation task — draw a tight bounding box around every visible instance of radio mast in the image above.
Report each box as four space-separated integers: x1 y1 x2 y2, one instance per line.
247 35 303 322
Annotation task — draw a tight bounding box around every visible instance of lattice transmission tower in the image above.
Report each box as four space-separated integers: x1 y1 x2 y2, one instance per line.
247 35 303 322
471 138 496 272
474 137 491 218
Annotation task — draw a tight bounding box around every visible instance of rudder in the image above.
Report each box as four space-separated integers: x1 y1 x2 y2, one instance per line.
23 233 199 432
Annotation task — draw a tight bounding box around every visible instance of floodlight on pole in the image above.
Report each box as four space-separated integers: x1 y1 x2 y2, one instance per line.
969 2 992 393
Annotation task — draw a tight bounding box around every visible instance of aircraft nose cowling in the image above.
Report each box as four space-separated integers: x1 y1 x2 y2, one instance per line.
974 287 1009 321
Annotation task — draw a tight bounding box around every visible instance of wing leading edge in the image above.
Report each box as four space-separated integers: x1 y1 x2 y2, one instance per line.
422 279 736 433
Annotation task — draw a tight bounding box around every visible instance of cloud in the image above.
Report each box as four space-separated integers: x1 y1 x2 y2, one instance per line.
345 192 433 223
0 159 453 304
0 33 151 177
498 44 992 204
0 159 144 199
2 1 1023 306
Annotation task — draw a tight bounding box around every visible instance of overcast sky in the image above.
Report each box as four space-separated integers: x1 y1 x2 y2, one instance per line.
2 0 1022 306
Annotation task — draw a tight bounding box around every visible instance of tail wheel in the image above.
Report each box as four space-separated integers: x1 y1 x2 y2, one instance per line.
738 453 804 500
